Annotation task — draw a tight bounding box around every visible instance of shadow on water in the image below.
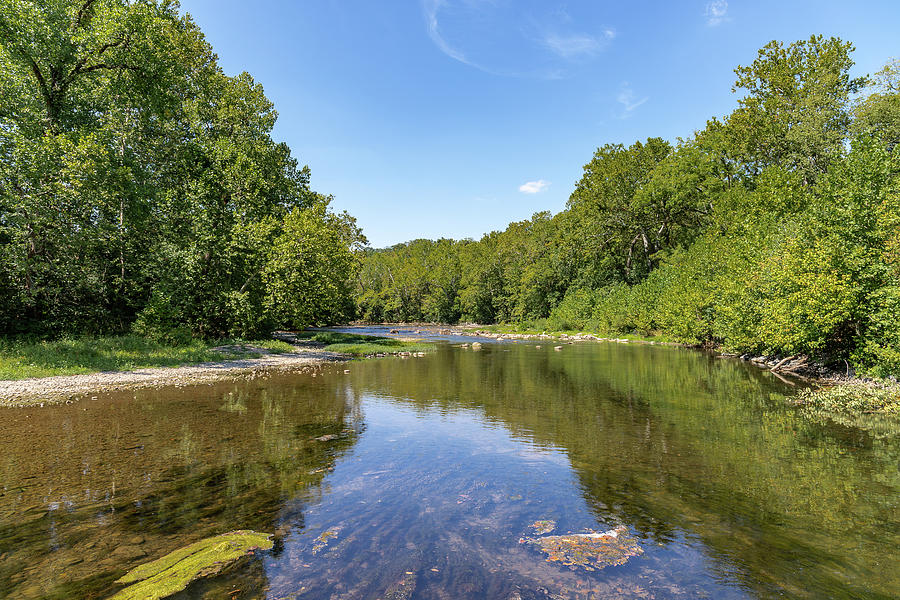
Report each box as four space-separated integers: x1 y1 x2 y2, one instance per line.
0 336 898 599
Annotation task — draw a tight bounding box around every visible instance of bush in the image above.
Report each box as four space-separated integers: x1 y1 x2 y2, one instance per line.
132 293 193 346
548 288 599 331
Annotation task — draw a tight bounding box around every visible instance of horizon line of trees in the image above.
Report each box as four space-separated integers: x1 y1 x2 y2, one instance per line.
355 36 900 376
1 0 366 341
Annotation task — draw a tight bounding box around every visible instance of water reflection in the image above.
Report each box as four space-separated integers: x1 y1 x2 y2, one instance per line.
0 367 360 598
0 340 898 599
338 342 900 599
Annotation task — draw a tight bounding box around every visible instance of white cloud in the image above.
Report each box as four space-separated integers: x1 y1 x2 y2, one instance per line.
705 0 729 26
421 1 616 78
519 180 551 194
542 28 614 59
616 82 648 118
423 0 472 66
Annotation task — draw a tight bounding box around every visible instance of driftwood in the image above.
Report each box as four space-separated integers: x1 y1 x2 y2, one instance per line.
780 356 808 374
770 355 798 372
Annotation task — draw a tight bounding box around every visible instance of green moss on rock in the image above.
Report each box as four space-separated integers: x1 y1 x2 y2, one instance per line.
110 530 273 600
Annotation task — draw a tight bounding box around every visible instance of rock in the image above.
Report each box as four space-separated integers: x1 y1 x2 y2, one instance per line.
554 346 563 351
389 329 400 334
111 530 273 600
520 526 642 572
470 342 482 350
312 526 342 554
529 520 557 534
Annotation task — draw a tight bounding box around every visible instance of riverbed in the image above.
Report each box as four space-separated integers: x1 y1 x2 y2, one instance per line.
1 327 897 599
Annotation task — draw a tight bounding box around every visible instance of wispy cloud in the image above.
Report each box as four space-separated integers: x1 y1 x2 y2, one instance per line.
542 28 615 59
616 82 648 118
705 0 730 26
422 1 616 78
423 0 472 67
519 180 550 194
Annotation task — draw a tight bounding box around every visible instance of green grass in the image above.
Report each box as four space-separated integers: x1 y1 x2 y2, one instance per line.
215 338 297 354
295 331 434 357
0 335 291 380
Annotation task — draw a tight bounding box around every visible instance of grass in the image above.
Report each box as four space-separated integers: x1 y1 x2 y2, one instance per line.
295 331 434 357
0 330 435 380
215 338 297 355
0 335 292 380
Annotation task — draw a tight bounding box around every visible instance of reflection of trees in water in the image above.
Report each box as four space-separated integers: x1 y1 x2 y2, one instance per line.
0 373 362 599
349 344 900 598
264 427 721 600
2 347 898 598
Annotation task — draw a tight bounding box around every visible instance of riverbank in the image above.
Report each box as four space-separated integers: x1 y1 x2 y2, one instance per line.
0 347 343 407
0 331 438 407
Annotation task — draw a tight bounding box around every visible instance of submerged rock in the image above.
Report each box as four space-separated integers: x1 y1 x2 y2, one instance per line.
529 520 557 535
520 526 642 572
312 526 342 554
110 530 273 600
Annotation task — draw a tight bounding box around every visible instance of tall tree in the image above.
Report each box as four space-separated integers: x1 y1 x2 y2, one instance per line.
853 58 900 152
725 35 866 184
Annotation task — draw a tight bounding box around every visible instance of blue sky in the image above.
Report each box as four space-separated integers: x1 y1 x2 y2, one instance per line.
178 0 899 248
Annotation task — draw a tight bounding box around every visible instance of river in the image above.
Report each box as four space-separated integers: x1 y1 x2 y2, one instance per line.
1 327 898 599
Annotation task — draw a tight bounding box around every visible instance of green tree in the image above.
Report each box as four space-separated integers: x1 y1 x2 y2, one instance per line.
726 35 866 183
853 58 900 152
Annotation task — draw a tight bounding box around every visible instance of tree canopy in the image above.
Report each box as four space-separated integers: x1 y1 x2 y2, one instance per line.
0 0 365 338
354 37 900 376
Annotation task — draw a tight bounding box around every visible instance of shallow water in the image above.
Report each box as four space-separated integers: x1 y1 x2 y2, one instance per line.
1 329 898 599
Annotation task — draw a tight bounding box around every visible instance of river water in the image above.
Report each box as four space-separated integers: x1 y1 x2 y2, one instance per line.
1 327 898 599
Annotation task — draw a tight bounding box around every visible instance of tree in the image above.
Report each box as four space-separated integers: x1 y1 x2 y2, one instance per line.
853 58 900 152
1 0 364 338
725 35 866 184
567 138 672 283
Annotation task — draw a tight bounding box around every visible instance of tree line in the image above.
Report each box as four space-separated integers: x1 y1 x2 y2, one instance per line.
355 37 900 376
0 0 365 341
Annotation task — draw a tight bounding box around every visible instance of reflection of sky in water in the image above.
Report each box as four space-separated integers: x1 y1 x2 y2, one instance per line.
264 397 748 599
1 338 898 599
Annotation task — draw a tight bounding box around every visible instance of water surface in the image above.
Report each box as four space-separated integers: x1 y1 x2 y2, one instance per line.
1 331 898 599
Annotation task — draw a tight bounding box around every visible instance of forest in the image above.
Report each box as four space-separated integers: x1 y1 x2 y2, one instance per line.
355 37 900 377
0 0 365 342
2 3 899 378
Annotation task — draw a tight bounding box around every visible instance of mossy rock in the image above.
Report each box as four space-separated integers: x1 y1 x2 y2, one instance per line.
522 526 643 572
110 530 273 600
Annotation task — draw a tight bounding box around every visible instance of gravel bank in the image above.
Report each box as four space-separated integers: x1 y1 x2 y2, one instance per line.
0 349 345 407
